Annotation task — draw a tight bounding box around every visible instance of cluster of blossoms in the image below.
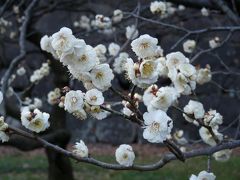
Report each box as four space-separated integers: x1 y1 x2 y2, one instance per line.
40 27 114 91
63 88 109 120
150 1 185 18
74 9 123 34
183 100 224 146
20 107 50 133
190 170 215 180
30 62 50 83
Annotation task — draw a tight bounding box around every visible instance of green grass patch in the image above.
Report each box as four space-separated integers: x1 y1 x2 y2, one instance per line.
0 154 239 180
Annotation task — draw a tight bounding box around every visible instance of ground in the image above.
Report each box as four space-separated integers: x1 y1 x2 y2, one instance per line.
0 144 240 180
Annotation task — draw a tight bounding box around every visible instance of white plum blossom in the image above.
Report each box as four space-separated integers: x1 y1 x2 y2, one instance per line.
115 144 135 167
73 140 88 158
113 52 129 74
213 149 232 162
88 105 109 120
20 107 50 133
178 5 186 11
189 170 216 180
90 63 114 91
64 90 84 113
47 88 61 105
196 65 212 85
112 9 123 23
51 27 75 55
201 7 209 16
173 130 188 145
78 15 91 31
149 86 179 112
40 35 56 57
183 100 205 123
85 89 104 106
131 34 158 58
0 117 9 142
94 44 107 62
0 91 3 104
125 25 139 40
150 1 166 15
209 37 220 48
16 67 26 76
199 127 223 146
204 110 223 128
143 110 173 143
183 40 196 53
143 84 158 106
108 42 120 56
125 58 159 88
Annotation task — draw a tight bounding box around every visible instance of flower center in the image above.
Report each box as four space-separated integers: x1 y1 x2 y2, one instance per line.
122 153 128 159
71 97 78 104
140 42 149 49
142 62 154 77
150 121 160 133
90 96 97 101
95 72 104 80
33 119 43 128
79 54 87 62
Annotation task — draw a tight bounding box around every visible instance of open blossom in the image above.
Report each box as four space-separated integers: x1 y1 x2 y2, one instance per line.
90 63 114 91
125 25 139 40
0 117 9 142
199 127 223 146
64 90 84 113
125 58 159 88
88 105 109 120
112 9 123 23
21 107 50 133
113 52 129 74
150 1 166 15
85 89 104 106
108 43 120 56
40 35 57 58
68 45 98 72
94 44 107 62
183 40 196 53
115 144 135 166
51 27 75 54
204 110 223 128
143 110 173 143
143 84 158 106
149 86 179 112
196 65 212 85
189 170 216 180
213 149 232 162
183 100 205 123
73 140 88 158
131 34 158 58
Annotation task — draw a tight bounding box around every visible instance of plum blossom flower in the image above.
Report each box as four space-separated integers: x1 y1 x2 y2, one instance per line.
108 43 120 56
196 65 212 85
143 84 158 106
85 89 104 106
21 107 50 133
189 170 216 180
143 110 173 143
64 90 84 113
199 127 223 146
183 40 196 53
125 25 139 40
115 144 135 166
204 110 223 128
183 100 205 123
150 1 166 15
131 34 158 58
201 7 209 16
113 52 129 74
213 149 232 162
209 37 220 48
73 140 88 158
90 64 114 91
112 9 123 23
51 27 75 54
